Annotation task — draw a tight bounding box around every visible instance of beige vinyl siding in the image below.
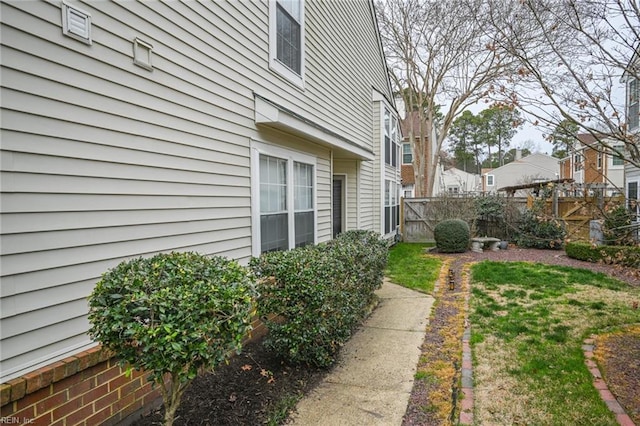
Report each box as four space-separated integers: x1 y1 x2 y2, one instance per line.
333 160 359 231
1 0 257 380
0 0 394 382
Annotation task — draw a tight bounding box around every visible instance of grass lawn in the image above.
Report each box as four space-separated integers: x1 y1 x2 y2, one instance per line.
470 261 640 425
385 243 440 293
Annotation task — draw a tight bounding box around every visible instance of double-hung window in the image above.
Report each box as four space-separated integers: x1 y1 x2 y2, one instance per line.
384 109 399 167
384 180 399 234
629 78 639 130
269 0 305 87
612 145 624 166
253 143 316 255
402 143 412 164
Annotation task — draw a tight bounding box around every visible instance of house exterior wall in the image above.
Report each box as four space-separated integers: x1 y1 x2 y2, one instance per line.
482 153 559 194
558 141 624 194
0 0 395 420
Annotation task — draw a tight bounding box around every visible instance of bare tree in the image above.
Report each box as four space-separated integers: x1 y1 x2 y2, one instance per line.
376 0 517 196
485 0 640 167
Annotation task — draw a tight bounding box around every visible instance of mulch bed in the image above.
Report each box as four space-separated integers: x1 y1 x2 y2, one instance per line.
130 339 327 425
131 247 639 426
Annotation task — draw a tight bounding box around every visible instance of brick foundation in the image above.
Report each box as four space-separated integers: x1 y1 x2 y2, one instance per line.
1 318 267 425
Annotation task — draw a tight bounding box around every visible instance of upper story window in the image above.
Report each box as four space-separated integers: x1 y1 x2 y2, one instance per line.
596 151 602 169
612 145 624 166
402 143 412 164
384 108 399 167
269 0 305 87
629 78 639 130
486 174 495 186
573 153 583 172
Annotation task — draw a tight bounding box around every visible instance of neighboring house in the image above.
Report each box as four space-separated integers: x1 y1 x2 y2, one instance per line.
0 0 399 423
623 50 640 228
482 151 560 195
399 111 438 197
435 166 481 195
558 133 625 196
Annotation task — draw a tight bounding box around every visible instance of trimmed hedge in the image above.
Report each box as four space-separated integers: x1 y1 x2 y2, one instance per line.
88 252 256 425
434 219 470 253
565 241 640 268
249 230 388 367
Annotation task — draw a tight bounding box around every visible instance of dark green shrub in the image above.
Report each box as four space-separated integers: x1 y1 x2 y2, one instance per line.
88 252 256 426
434 219 470 253
515 210 566 249
250 230 388 367
603 205 635 246
566 241 640 268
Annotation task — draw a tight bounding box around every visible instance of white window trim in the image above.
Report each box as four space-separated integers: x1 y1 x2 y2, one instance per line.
610 145 625 168
402 143 412 164
379 102 401 236
250 141 317 256
629 78 639 131
268 0 306 89
486 174 495 186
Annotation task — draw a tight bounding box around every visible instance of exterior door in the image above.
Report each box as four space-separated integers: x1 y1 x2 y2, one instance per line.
333 176 345 238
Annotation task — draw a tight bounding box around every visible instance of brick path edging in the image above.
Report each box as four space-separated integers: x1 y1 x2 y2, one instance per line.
583 337 636 426
456 262 636 426
458 263 474 425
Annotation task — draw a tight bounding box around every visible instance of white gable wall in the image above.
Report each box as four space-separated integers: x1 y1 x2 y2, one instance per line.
0 0 393 381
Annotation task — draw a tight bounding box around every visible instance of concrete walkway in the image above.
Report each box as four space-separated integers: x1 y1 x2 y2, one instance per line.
288 279 435 426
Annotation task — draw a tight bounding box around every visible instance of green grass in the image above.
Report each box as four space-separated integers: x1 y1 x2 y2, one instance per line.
469 261 640 425
385 243 440 293
265 392 303 426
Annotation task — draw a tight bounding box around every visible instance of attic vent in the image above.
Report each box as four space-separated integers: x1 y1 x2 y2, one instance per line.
62 2 92 45
133 38 153 71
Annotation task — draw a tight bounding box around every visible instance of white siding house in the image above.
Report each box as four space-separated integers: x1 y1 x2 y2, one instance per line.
0 0 399 383
482 153 560 195
623 52 640 229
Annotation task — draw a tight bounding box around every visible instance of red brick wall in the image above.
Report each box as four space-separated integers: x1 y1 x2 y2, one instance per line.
0 346 162 426
0 318 267 425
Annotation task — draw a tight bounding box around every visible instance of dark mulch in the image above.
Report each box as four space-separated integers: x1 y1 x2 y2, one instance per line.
596 327 640 425
130 338 327 425
131 247 638 426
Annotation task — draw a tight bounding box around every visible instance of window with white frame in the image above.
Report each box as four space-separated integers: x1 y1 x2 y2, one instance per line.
574 153 583 171
384 180 399 234
253 144 315 254
629 78 639 130
596 151 602 169
402 143 412 164
269 0 305 86
384 108 399 167
612 145 624 166
486 174 495 186
628 180 639 221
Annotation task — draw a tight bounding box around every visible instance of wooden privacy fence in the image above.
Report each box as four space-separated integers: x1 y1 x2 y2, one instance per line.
402 195 624 243
401 196 528 242
542 195 625 241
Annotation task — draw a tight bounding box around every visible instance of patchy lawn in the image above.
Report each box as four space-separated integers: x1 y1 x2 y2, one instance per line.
469 261 640 425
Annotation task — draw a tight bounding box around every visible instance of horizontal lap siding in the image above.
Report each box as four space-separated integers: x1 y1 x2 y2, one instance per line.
1 0 393 384
0 0 265 381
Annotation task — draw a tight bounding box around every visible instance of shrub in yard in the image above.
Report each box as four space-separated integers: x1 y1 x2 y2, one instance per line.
434 219 470 253
250 230 388 367
565 241 640 268
515 209 566 249
603 205 635 246
88 252 256 426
